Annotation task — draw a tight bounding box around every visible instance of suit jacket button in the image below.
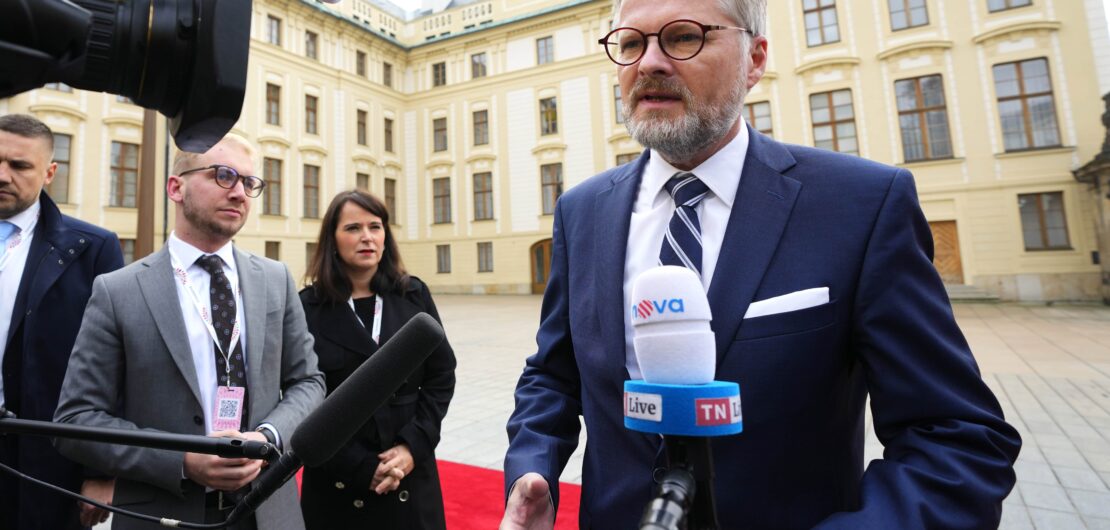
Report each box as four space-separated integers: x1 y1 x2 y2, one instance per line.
398 490 409 502
193 415 203 426
353 499 364 509
335 481 345 490
57 259 64 265
68 249 75 254
79 239 86 244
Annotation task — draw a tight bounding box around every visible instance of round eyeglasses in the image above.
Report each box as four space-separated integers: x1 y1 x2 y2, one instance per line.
178 164 266 198
598 19 750 66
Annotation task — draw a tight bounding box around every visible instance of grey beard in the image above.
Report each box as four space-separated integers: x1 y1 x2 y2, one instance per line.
623 80 746 166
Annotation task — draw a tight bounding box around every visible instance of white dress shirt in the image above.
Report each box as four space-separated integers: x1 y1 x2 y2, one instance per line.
622 124 750 379
0 199 41 407
166 233 249 435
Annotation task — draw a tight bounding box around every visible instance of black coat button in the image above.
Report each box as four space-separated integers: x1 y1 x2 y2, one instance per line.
193 415 203 426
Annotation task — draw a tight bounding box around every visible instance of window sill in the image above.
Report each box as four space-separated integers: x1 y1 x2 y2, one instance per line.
106 205 137 211
995 146 1074 159
898 157 964 169
1023 247 1075 253
260 214 287 219
473 218 496 223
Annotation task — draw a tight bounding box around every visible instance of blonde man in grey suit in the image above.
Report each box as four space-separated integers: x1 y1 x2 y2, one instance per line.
54 134 325 530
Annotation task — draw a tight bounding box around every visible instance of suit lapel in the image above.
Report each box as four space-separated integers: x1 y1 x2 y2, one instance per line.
594 154 646 381
137 248 205 407
6 194 89 347
708 129 801 364
317 297 377 355
235 248 267 407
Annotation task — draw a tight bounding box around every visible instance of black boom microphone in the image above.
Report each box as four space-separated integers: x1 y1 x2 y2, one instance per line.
225 312 445 524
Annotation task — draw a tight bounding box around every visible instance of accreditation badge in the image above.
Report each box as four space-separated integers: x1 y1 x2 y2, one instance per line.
212 386 245 432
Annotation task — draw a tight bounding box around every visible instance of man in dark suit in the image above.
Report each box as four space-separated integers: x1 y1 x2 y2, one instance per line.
54 134 324 529
0 113 124 530
501 1 1021 528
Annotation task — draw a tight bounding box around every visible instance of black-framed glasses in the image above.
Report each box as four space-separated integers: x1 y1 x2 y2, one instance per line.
598 19 750 66
179 164 266 198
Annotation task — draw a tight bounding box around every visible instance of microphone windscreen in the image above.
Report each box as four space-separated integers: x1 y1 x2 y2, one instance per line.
630 266 711 326
291 312 444 467
631 266 715 385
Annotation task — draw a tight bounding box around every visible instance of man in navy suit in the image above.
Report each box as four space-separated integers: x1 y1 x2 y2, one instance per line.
0 114 124 529
500 0 1021 528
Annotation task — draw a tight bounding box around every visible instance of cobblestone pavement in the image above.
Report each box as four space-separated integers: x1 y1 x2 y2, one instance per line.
94 297 1110 529
433 296 1110 529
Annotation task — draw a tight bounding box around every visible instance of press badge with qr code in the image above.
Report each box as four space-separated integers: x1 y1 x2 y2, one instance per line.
212 386 245 431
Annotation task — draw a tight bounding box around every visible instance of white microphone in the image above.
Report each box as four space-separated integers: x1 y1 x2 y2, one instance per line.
626 266 740 530
631 266 715 384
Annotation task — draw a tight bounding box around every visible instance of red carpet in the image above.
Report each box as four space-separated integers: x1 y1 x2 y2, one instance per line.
295 461 581 529
438 460 580 530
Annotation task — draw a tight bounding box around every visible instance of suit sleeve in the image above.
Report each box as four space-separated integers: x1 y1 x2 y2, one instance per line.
54 275 188 496
503 198 583 510
815 171 1021 529
255 265 326 441
78 230 125 481
395 282 456 465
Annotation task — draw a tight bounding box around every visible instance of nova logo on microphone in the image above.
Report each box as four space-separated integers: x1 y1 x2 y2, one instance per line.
695 396 742 427
632 298 686 320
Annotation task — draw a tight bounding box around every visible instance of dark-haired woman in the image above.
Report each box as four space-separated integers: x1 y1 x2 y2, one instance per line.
299 190 455 529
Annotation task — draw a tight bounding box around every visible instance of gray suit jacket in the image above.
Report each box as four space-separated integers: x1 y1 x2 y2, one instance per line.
54 246 325 530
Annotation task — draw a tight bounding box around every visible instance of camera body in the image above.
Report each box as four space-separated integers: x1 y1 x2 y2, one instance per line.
0 0 251 152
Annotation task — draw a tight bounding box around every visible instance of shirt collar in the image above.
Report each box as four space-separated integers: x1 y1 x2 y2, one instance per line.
167 232 237 274
4 198 41 233
638 119 749 210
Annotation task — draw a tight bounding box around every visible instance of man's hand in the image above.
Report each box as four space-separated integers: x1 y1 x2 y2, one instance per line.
78 478 114 526
499 472 555 530
371 444 415 495
183 430 265 491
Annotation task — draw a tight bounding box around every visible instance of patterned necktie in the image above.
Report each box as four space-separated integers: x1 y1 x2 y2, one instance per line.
0 221 17 262
659 172 711 274
195 255 249 420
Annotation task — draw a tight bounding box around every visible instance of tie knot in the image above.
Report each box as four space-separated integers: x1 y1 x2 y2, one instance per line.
196 254 225 276
0 221 17 241
664 173 710 208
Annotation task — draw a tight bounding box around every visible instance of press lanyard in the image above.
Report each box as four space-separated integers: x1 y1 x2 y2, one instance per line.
169 253 242 384
348 295 383 345
0 212 39 273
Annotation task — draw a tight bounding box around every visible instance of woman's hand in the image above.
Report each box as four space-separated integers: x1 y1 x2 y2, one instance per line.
370 443 414 494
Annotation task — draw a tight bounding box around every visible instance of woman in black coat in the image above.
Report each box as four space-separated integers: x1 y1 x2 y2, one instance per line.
299 190 456 529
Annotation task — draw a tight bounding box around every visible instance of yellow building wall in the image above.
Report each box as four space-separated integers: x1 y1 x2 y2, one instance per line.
2 0 1106 301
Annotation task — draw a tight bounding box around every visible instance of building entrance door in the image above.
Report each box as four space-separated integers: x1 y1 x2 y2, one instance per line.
530 239 553 294
929 220 965 284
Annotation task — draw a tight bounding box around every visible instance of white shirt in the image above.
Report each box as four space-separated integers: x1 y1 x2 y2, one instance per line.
0 199 41 408
166 233 249 434
622 124 750 379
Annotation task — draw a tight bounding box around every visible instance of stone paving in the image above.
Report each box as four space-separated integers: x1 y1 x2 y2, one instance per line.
90 297 1110 529
432 296 1110 529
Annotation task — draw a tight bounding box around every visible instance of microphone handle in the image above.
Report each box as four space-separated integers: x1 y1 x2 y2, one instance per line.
224 451 302 525
663 436 719 530
0 416 276 461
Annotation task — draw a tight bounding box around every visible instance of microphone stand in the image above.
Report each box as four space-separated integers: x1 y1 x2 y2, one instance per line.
640 436 720 530
0 411 278 461
0 407 280 529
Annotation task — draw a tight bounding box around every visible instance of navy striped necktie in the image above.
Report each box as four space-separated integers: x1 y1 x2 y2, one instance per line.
659 172 711 275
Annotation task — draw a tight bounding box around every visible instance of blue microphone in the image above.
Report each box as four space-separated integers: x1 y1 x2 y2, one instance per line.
625 266 741 530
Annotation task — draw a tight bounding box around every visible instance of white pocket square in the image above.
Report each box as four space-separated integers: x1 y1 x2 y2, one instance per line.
744 287 830 319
